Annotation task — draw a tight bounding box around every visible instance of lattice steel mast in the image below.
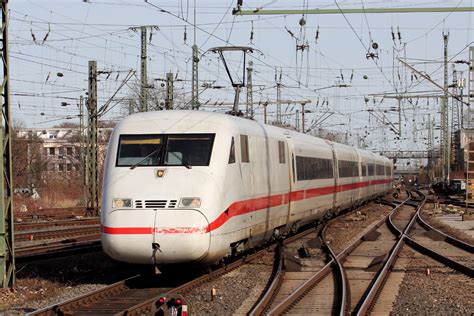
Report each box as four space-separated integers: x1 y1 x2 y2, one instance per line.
86 61 98 216
140 27 147 112
191 0 200 110
441 32 449 181
0 0 15 288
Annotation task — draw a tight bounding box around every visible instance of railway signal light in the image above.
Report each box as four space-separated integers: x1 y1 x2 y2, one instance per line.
157 297 166 306
153 294 188 315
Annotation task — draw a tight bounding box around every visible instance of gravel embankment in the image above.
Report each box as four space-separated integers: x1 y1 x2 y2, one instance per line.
1 249 274 315
325 198 473 315
184 251 274 315
391 247 474 315
7 193 471 315
0 251 143 314
324 202 394 253
421 203 474 245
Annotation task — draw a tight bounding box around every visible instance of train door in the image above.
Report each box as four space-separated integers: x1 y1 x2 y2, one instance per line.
369 157 376 197
262 134 291 240
284 136 294 226
328 143 338 211
353 148 362 203
239 134 254 231
349 148 357 207
251 133 270 241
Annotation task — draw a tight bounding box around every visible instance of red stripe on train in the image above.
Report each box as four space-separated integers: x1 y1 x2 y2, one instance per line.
102 226 153 234
103 179 392 235
101 226 208 234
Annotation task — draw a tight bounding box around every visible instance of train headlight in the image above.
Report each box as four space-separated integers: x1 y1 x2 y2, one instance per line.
179 197 201 208
112 198 132 208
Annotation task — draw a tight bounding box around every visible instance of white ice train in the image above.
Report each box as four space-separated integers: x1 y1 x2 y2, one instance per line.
101 110 393 266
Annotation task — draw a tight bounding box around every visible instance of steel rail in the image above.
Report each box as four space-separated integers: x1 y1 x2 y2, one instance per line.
30 198 433 315
29 275 142 315
268 260 333 315
16 207 88 221
15 218 99 231
245 223 337 315
391 198 473 277
355 192 424 315
268 197 411 315
119 250 271 315
248 243 285 316
404 237 474 277
15 226 99 242
29 239 276 315
28 222 321 315
416 212 474 253
123 228 317 315
16 235 100 258
321 224 347 316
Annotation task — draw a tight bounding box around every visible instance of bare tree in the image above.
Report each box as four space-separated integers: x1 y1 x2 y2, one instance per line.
122 79 187 114
11 120 46 189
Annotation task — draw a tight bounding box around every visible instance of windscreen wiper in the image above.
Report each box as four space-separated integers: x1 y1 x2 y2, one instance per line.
167 151 192 169
130 147 163 170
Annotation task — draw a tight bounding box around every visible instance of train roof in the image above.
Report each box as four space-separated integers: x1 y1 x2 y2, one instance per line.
114 110 391 164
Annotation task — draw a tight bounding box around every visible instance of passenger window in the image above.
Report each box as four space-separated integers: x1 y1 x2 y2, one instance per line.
240 135 249 163
296 156 333 180
278 141 285 164
361 163 368 177
338 160 359 177
368 164 375 176
228 137 235 164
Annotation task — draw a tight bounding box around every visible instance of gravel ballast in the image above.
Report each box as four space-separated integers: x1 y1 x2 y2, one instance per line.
0 251 143 314
391 247 474 315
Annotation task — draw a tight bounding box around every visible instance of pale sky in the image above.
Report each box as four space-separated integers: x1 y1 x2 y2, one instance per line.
7 0 474 163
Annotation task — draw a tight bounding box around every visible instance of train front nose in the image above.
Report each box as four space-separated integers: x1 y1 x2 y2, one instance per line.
101 209 210 265
152 209 210 264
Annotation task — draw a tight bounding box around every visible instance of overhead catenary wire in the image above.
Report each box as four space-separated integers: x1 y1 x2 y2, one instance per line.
5 0 467 153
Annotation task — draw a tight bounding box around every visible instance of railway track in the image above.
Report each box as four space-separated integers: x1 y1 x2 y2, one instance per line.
416 207 473 253
30 274 176 315
16 225 99 242
16 234 101 260
248 225 329 315
15 218 101 260
27 193 474 314
29 247 272 315
15 218 99 232
16 207 88 221
250 198 410 315
252 191 473 315
29 222 322 315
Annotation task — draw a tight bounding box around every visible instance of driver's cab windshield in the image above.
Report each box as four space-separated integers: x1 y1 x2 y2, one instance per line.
116 134 215 167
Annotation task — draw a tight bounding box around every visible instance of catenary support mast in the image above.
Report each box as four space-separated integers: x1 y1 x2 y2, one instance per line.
246 61 253 118
441 32 449 181
166 72 174 110
0 0 15 288
140 27 147 112
191 0 199 110
86 61 98 216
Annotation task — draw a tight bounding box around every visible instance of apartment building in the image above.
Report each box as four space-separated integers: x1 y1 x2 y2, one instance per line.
17 127 112 174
